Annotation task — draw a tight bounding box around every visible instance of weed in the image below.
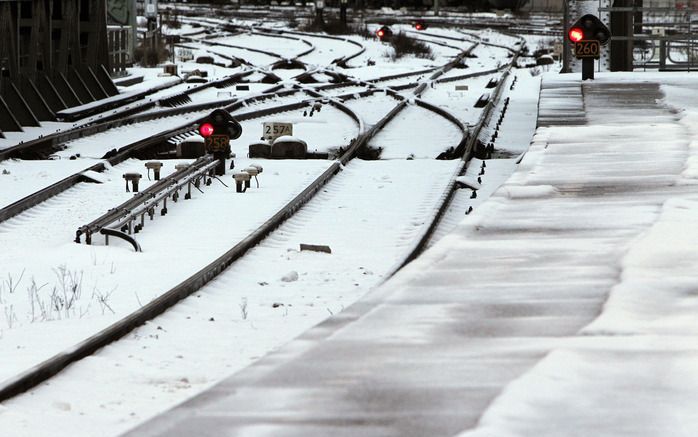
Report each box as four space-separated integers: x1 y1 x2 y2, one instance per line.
4 269 25 295
239 297 248 320
27 277 49 322
134 39 169 67
4 304 17 329
51 266 84 319
387 32 434 61
93 286 116 315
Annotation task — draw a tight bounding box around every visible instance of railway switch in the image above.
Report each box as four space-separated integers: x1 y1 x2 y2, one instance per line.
123 173 142 192
145 161 163 180
233 171 251 193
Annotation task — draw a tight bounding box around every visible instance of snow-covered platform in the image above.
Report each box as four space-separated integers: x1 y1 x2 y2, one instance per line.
124 72 698 437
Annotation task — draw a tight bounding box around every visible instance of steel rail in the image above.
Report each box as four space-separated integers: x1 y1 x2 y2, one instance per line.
74 155 218 249
0 25 321 162
0 87 304 224
0 80 386 403
385 43 524 274
0 70 258 162
248 27 367 66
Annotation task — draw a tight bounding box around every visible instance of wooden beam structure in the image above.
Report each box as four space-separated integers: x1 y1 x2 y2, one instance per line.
0 0 118 127
0 0 112 79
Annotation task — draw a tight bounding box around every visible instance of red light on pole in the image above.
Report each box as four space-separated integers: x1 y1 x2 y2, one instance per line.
568 27 584 43
377 29 385 38
199 122 215 138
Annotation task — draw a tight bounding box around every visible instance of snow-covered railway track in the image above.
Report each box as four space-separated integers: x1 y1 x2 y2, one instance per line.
0 67 467 428
0 25 343 160
1 36 500 226
0 24 525 433
0 87 342 223
0 47 472 401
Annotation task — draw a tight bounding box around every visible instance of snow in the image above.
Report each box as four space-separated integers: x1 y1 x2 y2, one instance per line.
213 33 309 59
368 103 463 159
342 92 400 126
293 33 360 67
0 25 529 432
499 184 558 199
0 158 461 437
12 18 697 437
0 159 104 210
233 103 358 155
421 74 497 125
447 73 698 437
0 156 333 374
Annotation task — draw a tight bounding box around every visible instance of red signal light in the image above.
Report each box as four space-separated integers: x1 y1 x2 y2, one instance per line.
568 27 584 43
415 23 423 30
377 29 385 38
199 122 215 138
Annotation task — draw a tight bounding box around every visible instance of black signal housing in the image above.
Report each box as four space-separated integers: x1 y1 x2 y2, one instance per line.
568 14 610 46
376 25 393 41
199 108 242 140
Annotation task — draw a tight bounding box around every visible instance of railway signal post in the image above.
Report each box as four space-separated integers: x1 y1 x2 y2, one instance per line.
198 109 243 176
315 0 325 25
376 26 393 41
340 0 348 24
568 14 611 80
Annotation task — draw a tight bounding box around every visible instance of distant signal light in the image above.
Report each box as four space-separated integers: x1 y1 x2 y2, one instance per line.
376 25 392 40
568 27 584 43
414 20 427 31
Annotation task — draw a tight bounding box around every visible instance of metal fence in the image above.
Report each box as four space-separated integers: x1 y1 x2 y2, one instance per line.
108 26 134 75
600 0 698 70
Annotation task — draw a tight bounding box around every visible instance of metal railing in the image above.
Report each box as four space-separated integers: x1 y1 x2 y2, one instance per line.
108 25 134 74
599 1 698 70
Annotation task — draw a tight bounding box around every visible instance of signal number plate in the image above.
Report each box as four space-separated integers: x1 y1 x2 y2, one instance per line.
574 40 600 59
205 135 230 152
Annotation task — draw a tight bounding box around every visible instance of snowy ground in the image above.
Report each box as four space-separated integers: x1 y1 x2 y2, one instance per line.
0 20 545 437
455 72 698 437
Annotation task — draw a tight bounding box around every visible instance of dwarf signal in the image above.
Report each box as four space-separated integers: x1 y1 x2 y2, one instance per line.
567 14 610 46
567 14 610 80
197 109 243 176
